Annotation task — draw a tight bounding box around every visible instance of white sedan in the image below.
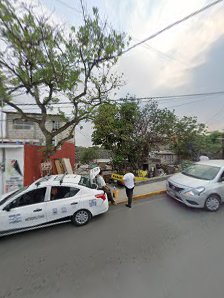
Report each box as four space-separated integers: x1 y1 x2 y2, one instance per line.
167 160 224 211
0 174 109 236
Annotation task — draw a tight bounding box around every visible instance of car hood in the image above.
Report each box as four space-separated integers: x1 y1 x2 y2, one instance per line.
169 172 211 188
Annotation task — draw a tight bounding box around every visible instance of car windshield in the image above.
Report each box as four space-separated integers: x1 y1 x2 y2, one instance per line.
0 187 27 206
182 164 221 180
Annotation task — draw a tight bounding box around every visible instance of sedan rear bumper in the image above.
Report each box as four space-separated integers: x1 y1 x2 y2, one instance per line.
93 199 109 217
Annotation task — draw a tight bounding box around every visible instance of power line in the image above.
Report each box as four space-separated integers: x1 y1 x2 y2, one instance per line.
7 102 74 106
165 98 207 109
3 1 222 113
48 0 224 64
123 0 223 55
0 99 219 122
7 90 224 107
206 104 224 124
132 37 187 67
76 126 92 141
141 43 187 67
118 91 224 102
3 96 221 113
55 0 82 14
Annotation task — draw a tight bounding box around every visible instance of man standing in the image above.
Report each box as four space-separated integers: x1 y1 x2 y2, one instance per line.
123 170 135 208
97 170 117 205
199 155 209 161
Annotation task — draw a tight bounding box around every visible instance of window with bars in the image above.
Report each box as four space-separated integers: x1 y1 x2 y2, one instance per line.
13 119 34 130
52 121 60 130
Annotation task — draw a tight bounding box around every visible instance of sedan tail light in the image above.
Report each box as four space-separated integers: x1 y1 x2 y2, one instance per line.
95 194 107 201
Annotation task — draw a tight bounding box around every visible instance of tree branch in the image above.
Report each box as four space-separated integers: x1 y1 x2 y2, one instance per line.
53 125 75 151
3 99 41 124
7 85 25 95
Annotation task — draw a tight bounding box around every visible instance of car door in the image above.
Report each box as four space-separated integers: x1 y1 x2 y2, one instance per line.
212 170 224 201
45 186 81 222
1 187 47 232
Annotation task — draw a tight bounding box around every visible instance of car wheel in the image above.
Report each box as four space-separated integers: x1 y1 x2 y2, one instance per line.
72 209 91 226
205 194 221 212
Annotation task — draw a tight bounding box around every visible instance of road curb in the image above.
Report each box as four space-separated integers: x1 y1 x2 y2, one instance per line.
136 175 171 186
115 189 167 205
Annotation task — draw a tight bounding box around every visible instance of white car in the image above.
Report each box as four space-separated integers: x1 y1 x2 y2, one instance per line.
167 160 224 211
0 174 109 236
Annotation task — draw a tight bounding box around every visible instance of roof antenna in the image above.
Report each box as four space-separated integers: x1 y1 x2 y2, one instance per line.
59 172 67 185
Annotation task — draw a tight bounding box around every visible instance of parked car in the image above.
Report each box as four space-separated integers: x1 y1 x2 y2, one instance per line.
166 160 224 211
0 174 109 236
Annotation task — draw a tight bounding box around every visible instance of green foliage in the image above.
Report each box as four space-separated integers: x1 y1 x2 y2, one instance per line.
92 100 207 169
200 131 223 158
0 71 11 102
91 103 119 148
80 147 99 164
0 0 127 158
93 100 178 170
170 116 207 160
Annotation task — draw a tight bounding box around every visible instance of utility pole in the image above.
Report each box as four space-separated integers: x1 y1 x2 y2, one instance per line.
1 96 3 144
0 96 4 195
217 133 224 159
222 131 224 159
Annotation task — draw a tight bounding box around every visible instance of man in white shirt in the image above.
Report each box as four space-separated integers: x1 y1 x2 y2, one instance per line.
123 170 135 208
199 155 209 161
97 170 116 205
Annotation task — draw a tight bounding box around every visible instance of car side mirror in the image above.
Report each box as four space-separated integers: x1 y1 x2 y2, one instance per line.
3 205 11 212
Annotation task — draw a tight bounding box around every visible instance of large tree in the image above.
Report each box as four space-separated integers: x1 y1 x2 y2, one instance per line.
92 100 176 170
93 100 207 170
80 147 99 164
169 116 206 160
200 131 224 159
0 0 127 157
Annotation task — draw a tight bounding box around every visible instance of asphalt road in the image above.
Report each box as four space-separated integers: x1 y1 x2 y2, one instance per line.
1 195 224 298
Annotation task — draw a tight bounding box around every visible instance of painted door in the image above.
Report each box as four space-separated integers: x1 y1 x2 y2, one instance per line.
1 187 47 232
45 186 81 222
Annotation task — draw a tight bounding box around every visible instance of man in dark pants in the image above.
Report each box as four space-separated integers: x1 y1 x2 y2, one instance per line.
97 170 117 205
123 170 135 208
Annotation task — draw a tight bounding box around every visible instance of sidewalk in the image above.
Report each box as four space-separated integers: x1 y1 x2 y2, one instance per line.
109 177 168 204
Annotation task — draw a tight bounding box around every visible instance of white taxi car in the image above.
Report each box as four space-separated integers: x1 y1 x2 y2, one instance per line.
0 174 109 236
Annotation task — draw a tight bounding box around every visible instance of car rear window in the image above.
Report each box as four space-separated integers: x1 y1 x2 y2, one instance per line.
182 164 221 180
78 176 97 189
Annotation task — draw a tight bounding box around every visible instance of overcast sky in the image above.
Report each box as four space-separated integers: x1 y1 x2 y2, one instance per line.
25 0 224 145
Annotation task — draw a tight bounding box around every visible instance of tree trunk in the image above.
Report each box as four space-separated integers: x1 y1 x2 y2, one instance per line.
42 136 55 161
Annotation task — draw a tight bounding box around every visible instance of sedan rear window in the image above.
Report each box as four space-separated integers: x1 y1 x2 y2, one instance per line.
182 164 221 180
78 176 97 189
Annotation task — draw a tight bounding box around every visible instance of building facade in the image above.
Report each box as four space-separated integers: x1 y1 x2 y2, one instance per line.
1 111 74 145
